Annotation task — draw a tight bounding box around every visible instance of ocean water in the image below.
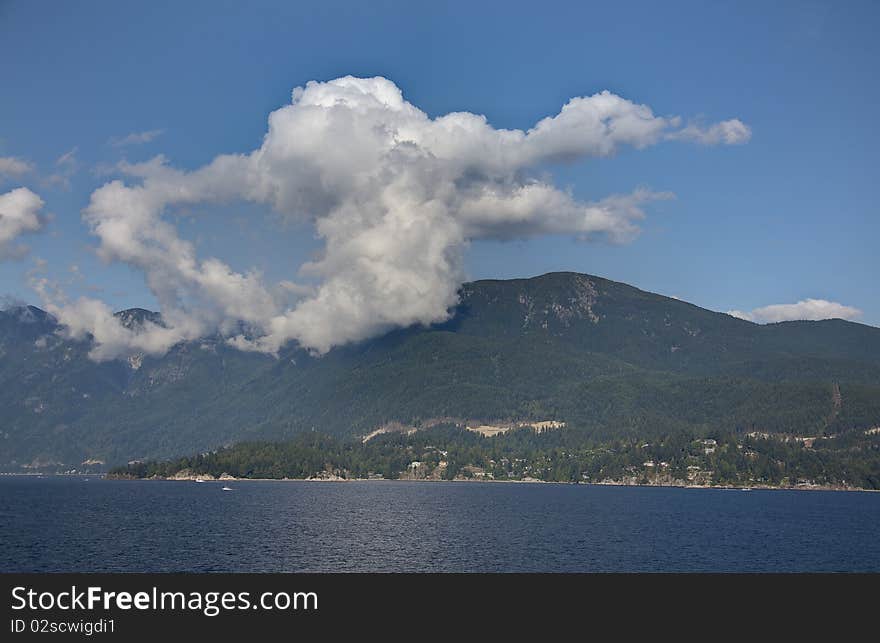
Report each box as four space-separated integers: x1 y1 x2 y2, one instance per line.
1 476 878 572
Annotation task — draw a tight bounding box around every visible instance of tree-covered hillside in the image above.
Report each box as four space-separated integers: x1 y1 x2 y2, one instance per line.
111 423 880 490
3 272 880 469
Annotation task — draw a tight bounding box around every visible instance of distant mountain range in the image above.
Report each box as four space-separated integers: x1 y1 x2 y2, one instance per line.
2 272 879 470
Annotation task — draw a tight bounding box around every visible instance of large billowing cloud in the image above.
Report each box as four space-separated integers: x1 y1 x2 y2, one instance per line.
41 76 750 360
0 187 46 260
728 299 863 323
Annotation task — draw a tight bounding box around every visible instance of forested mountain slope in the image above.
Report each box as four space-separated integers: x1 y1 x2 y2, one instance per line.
2 272 879 468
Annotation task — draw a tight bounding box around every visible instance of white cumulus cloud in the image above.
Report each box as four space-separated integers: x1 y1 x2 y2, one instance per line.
728 299 863 323
0 157 34 179
0 187 46 260
41 76 750 360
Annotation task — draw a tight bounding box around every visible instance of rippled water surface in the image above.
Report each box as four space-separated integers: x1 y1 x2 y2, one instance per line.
2 477 879 572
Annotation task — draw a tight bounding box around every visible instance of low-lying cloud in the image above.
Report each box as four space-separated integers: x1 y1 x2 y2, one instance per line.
39 76 751 360
728 299 863 323
0 187 46 260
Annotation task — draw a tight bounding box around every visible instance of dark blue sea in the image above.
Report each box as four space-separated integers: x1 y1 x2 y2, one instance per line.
2 477 879 572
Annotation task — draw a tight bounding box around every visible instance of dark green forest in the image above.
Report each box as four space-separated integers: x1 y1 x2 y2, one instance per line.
111 423 880 490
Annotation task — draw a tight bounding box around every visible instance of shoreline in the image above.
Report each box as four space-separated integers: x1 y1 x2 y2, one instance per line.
98 474 880 493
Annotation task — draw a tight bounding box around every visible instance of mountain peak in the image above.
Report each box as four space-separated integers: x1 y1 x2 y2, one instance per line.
1 305 55 325
113 308 163 330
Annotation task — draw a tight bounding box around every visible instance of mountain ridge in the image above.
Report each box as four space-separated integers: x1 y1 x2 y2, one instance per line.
6 269 877 339
2 271 879 470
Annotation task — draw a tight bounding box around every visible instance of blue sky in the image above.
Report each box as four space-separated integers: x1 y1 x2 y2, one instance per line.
1 0 877 334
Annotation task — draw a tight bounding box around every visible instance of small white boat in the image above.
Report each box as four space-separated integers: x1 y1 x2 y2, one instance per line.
221 486 233 491
194 479 204 483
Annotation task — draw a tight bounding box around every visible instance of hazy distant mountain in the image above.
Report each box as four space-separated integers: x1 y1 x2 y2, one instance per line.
2 272 879 469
